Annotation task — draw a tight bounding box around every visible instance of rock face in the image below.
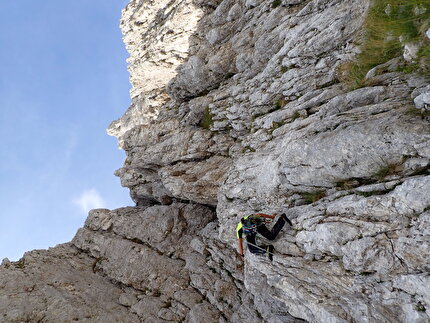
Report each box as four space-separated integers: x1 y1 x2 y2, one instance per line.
0 245 140 322
72 205 264 322
1 0 430 322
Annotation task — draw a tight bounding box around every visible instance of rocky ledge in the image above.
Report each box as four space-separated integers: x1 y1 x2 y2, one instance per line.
1 0 429 322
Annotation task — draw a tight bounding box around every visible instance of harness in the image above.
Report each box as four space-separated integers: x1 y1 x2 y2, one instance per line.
242 217 257 235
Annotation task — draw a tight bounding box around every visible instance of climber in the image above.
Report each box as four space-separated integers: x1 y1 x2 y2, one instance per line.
236 212 292 261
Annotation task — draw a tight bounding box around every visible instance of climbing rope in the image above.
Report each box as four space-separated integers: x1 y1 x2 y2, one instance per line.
245 241 276 257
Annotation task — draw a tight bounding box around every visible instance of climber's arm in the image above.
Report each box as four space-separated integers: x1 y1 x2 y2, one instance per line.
238 238 244 257
236 225 245 258
254 213 276 220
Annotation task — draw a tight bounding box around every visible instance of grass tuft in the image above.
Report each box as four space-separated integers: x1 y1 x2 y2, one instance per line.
406 106 430 118
200 107 214 130
271 0 282 9
281 66 289 73
336 179 361 190
290 111 301 122
373 161 404 180
415 302 426 312
273 98 288 110
342 0 430 88
418 43 430 69
359 271 374 276
270 120 286 133
242 145 256 153
356 190 389 197
301 190 326 204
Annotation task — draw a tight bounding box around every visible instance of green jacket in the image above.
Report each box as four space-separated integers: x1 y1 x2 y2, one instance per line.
236 215 250 239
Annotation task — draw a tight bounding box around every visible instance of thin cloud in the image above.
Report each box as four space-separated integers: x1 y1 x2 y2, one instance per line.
74 188 106 214
62 128 79 172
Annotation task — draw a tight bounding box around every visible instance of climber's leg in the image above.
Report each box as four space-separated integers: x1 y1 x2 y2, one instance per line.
246 234 267 255
257 214 292 240
257 218 284 240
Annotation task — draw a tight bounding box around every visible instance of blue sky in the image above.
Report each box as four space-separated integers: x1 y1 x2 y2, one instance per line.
0 0 132 260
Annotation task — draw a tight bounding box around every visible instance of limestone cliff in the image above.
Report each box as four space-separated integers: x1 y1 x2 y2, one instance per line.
1 0 430 322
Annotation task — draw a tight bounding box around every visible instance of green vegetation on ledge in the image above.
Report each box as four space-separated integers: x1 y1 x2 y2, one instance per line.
200 107 214 130
343 0 430 89
300 190 326 204
271 0 282 9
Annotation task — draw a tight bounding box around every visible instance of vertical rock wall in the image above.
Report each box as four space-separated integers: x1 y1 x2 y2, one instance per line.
1 1 429 322
106 0 430 321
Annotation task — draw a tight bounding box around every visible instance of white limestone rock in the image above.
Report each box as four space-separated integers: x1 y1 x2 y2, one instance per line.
403 42 420 62
245 0 264 8
108 0 205 144
71 0 430 320
0 244 140 322
3 0 430 322
414 91 430 110
70 204 261 321
1 258 10 267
